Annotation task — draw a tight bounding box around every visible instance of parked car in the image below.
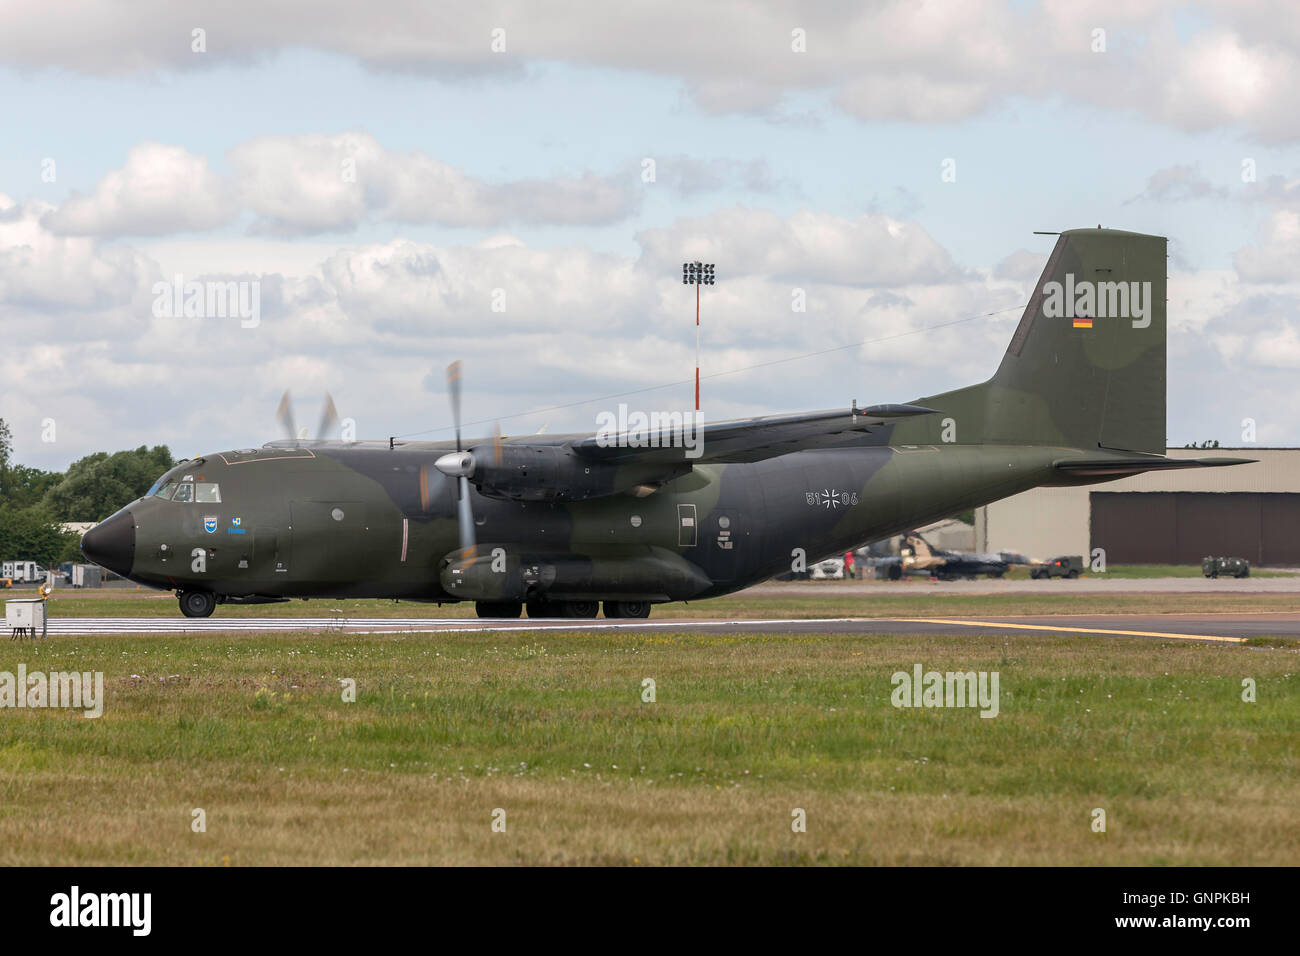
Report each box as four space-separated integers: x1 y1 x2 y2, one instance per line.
1202 556 1249 578
809 557 845 580
1031 555 1083 579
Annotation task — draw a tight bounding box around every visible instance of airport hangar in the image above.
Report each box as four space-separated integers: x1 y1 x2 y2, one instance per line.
973 448 1300 566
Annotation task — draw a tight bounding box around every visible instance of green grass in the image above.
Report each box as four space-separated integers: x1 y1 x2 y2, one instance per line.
0 629 1295 864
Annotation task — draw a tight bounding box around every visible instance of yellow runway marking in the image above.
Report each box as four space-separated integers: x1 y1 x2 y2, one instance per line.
895 618 1246 644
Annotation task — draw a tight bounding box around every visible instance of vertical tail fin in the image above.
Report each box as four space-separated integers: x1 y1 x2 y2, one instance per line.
906 228 1167 454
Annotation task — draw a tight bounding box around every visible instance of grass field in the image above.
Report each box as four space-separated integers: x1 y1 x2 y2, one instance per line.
33 583 1300 620
0 627 1295 865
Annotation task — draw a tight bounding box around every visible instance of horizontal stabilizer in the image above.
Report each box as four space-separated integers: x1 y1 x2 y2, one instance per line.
1053 456 1255 478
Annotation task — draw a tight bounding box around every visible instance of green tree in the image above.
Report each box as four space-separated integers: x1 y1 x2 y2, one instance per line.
42 445 175 522
0 418 62 510
0 506 76 567
0 417 12 503
3 463 61 510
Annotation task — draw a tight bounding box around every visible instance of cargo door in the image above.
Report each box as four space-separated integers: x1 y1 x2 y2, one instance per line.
290 500 371 582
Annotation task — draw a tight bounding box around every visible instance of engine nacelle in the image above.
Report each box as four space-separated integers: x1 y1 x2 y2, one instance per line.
446 444 688 502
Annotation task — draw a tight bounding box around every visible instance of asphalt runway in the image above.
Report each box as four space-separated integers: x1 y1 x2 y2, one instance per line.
28 612 1300 643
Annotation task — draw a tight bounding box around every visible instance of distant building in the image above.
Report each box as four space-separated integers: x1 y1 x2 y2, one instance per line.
60 522 96 537
975 448 1298 566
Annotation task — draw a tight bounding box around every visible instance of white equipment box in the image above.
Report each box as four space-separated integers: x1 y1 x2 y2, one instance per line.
5 598 46 637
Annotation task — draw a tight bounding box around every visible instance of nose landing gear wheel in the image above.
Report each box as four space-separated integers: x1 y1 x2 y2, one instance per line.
604 600 651 619
475 601 523 618
178 590 217 618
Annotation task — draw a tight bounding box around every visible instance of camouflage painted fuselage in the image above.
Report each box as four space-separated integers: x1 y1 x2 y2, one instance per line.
106 438 1077 604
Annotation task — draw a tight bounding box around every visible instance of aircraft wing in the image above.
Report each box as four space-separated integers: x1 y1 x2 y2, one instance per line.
1053 455 1255 478
570 404 936 465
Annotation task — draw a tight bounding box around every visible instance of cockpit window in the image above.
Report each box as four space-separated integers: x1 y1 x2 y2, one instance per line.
148 476 219 503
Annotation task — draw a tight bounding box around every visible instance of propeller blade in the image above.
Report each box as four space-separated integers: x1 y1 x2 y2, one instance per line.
457 475 476 561
444 360 476 561
276 391 297 442
446 361 463 452
316 393 339 440
492 421 503 466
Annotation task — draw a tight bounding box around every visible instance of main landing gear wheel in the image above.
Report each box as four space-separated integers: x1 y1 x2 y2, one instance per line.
526 599 561 618
604 600 651 619
179 590 217 618
526 599 600 618
475 601 522 618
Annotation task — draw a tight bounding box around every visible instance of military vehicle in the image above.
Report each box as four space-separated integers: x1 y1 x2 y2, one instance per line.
1030 555 1084 579
81 228 1251 618
1202 556 1250 578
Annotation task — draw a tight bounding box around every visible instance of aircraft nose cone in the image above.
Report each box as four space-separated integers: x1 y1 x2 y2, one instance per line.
81 509 136 577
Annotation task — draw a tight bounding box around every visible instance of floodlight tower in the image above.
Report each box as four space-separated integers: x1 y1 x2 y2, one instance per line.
681 261 715 411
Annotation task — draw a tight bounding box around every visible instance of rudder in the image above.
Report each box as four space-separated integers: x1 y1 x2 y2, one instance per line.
909 228 1167 454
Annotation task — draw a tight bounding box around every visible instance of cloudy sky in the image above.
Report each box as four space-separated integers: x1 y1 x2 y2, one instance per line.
2 0 1299 471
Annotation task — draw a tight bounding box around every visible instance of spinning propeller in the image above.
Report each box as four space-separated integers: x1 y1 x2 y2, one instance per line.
277 391 339 441
433 361 502 564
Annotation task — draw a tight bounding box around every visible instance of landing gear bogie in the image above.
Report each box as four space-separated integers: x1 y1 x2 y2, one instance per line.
525 598 605 618
604 600 651 619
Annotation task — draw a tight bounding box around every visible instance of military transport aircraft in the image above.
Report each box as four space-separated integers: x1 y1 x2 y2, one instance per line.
82 228 1250 618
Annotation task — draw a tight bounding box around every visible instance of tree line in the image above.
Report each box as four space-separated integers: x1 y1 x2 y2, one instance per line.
0 418 174 567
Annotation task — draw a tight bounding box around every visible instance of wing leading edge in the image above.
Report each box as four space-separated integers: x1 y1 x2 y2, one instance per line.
571 404 937 465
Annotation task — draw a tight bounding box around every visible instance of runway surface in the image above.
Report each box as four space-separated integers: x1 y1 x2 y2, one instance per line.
25 612 1300 643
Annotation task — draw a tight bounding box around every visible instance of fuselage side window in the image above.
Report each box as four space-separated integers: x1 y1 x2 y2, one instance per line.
195 482 222 503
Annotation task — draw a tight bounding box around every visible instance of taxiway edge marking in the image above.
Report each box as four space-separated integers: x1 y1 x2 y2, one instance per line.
894 618 1246 643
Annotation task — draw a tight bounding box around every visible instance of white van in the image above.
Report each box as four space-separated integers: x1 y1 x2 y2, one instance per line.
1 561 44 583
